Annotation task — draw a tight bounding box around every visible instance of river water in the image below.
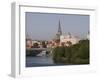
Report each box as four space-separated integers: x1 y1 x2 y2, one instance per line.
26 56 55 67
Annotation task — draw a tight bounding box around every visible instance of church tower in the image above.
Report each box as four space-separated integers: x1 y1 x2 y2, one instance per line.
57 20 62 35
55 20 62 41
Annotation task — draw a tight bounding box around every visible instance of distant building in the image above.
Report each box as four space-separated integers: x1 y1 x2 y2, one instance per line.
60 33 80 46
54 20 62 42
26 20 87 48
47 41 53 48
32 40 40 45
26 38 32 48
31 40 41 48
56 20 62 38
53 20 80 47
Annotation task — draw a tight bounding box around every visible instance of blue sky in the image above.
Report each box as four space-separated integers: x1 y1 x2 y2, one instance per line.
26 12 89 40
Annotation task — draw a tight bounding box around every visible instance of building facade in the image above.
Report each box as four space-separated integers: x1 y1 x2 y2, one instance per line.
60 33 80 46
53 20 80 47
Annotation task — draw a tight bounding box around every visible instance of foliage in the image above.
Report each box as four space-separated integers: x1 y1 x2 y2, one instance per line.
33 43 39 48
52 39 89 64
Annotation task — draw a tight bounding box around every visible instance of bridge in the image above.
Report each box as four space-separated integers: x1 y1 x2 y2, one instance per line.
26 48 52 51
26 48 52 56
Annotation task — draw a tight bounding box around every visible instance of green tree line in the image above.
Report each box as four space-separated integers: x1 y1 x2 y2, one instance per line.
52 39 89 64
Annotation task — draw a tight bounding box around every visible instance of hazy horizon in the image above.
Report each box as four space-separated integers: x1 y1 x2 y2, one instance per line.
26 12 89 40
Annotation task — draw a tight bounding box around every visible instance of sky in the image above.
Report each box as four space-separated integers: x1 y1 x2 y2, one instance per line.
26 12 89 40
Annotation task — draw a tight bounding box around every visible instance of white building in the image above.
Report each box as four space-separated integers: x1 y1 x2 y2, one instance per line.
26 39 32 48
60 33 80 46
26 34 32 48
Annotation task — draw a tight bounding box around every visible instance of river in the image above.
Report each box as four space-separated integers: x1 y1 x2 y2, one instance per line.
26 56 55 67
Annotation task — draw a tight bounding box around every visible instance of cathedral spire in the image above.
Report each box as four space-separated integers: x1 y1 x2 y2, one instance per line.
55 20 62 40
58 20 62 35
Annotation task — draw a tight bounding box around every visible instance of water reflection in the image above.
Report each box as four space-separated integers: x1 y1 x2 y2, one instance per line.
26 56 55 67
26 49 55 67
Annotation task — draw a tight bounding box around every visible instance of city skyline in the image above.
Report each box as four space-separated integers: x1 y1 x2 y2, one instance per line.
26 12 89 40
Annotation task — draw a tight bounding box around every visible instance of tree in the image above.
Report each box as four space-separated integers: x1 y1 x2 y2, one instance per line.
66 41 72 46
52 46 66 64
65 46 73 63
71 40 89 64
33 43 39 48
52 39 89 64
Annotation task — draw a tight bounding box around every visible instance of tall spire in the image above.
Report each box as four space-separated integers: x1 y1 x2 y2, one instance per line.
55 20 62 40
58 20 62 35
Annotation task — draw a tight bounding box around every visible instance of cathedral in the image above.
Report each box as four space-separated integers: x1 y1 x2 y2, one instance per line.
53 20 62 43
56 20 62 40
26 20 82 48
53 20 80 47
